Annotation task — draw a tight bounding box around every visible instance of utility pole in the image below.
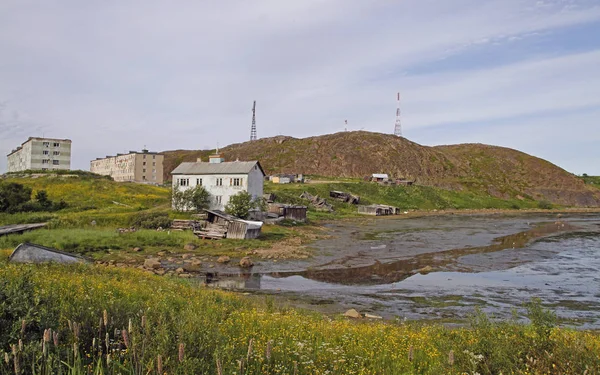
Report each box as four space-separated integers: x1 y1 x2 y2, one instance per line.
250 101 257 141
394 92 402 137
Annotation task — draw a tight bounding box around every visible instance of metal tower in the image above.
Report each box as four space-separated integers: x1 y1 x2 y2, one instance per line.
250 100 257 141
394 92 402 137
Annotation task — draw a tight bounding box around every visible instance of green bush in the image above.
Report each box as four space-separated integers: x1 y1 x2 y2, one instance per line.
130 211 172 229
537 200 553 209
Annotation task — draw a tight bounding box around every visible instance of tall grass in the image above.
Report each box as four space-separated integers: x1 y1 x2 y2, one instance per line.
0 260 599 374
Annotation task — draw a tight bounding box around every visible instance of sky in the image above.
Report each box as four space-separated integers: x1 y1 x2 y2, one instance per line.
1 0 599 174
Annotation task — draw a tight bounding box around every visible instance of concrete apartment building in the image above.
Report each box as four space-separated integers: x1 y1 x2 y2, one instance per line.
90 149 164 184
7 137 72 172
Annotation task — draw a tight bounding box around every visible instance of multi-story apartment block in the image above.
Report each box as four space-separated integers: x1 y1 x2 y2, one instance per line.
7 137 72 172
90 149 164 184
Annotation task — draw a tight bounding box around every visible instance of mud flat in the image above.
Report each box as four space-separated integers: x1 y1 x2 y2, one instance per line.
205 212 600 327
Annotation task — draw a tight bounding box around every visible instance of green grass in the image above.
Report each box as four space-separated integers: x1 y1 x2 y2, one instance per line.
0 225 299 261
0 260 599 374
0 174 171 228
266 180 539 219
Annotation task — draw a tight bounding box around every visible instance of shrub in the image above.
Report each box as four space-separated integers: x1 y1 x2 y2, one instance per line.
537 200 553 209
0 182 32 213
130 211 172 229
172 186 211 212
225 191 260 219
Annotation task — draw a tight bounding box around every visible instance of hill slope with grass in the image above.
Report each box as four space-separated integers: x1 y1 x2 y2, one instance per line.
162 131 600 207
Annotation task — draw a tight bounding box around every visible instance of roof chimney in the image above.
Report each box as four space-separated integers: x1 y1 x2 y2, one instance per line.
209 154 224 164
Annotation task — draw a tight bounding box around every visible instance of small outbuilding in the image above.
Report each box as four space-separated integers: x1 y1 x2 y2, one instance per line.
195 210 263 240
9 243 87 264
268 203 308 222
371 173 389 182
358 204 399 216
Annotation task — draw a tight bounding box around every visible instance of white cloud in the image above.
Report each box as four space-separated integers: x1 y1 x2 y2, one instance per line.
0 0 599 173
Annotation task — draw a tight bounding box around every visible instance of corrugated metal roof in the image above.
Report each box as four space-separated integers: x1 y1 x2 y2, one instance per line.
171 161 264 175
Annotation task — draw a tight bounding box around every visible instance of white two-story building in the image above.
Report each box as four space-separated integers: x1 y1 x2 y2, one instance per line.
170 154 265 210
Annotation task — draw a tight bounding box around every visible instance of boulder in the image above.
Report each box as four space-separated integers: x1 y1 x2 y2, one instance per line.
132 247 142 252
143 258 161 269
157 251 167 256
191 260 202 266
217 256 231 264
344 309 362 319
184 243 197 251
175 267 185 274
365 313 383 320
239 257 254 268
182 253 193 259
154 269 166 276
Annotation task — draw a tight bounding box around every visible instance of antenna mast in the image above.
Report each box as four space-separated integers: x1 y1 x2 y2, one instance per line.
394 92 402 137
250 100 257 141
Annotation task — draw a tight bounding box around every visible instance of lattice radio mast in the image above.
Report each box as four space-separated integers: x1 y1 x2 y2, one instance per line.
394 92 402 137
250 100 257 141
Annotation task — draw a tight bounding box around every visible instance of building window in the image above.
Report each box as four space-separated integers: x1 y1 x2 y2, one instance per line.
42 150 49 155
179 178 189 186
53 142 60 147
43 142 49 147
152 162 155 166
143 155 146 159
42 159 49 164
215 196 222 204
215 178 223 186
143 161 146 166
232 178 242 186
52 160 59 165
53 151 60 156
153 155 156 159
196 178 202 186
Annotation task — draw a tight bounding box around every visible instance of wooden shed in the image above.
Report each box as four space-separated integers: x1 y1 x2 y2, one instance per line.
358 204 399 216
195 210 263 240
267 203 308 222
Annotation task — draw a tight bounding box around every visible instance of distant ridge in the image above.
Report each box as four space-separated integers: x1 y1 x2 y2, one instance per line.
162 131 600 207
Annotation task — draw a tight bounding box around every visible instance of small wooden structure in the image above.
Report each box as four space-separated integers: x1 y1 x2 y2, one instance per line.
358 204 399 216
371 173 389 182
194 210 263 240
268 203 307 222
0 223 47 237
329 190 360 204
9 243 87 264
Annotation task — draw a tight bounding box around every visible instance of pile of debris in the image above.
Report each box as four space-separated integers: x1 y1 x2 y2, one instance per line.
300 191 333 212
171 219 201 231
329 190 360 204
116 227 137 234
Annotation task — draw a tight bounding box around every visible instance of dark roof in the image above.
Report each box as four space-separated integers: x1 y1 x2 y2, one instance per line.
204 209 240 221
171 161 265 176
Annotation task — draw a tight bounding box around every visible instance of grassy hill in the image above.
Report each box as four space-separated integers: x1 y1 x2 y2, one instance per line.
162 131 600 207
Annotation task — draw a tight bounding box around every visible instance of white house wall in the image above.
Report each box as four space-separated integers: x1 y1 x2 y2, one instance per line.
173 171 263 211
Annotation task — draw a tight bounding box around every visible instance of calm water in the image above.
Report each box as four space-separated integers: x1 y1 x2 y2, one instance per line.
209 214 600 328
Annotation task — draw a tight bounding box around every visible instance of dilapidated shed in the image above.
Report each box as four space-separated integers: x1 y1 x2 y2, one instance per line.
195 210 263 240
268 203 308 222
9 243 87 264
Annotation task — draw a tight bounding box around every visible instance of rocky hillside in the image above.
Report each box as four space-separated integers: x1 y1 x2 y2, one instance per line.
162 131 600 207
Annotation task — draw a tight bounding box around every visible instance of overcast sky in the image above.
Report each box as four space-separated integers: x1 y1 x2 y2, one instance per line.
1 0 599 174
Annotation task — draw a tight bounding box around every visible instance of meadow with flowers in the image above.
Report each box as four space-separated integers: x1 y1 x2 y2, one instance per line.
1 255 599 375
